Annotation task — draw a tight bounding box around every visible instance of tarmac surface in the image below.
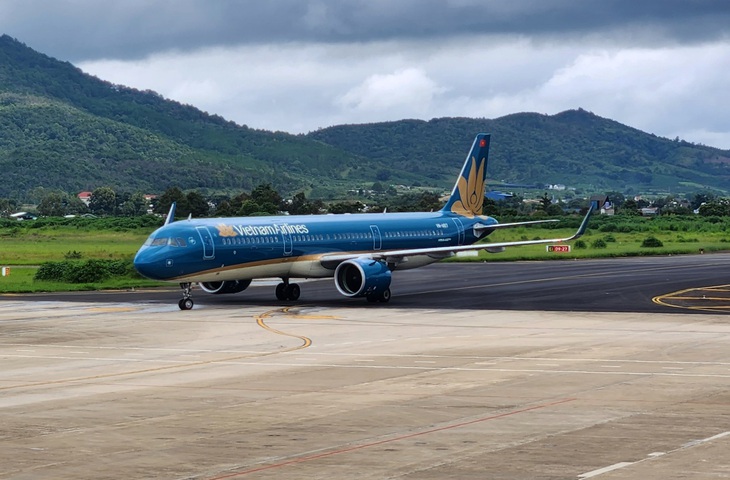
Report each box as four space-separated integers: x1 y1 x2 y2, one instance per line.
1 255 729 479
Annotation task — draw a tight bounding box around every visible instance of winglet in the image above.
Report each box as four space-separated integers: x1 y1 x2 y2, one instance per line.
164 202 176 226
573 200 598 239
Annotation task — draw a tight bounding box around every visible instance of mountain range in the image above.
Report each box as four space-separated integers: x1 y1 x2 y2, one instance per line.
1 34 729 202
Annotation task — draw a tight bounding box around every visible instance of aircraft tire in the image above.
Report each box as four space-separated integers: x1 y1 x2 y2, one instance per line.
179 298 194 310
379 288 391 303
275 283 287 301
286 284 301 301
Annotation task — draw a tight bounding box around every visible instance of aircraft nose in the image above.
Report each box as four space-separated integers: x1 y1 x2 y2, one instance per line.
133 248 165 280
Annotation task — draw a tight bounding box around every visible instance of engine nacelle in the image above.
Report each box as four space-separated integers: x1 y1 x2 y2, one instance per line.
198 279 252 294
334 258 391 298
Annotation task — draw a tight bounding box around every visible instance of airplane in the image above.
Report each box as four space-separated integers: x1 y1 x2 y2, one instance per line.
133 133 595 310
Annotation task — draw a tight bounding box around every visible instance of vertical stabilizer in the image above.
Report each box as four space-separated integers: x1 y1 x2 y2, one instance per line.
441 133 491 217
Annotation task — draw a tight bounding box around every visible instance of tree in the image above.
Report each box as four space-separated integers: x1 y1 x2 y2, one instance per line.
619 199 641 216
118 192 149 217
155 186 188 217
539 193 552 212
288 192 324 215
0 198 19 217
251 183 283 211
238 200 275 216
691 192 715 210
37 191 68 216
698 199 730 217
227 192 251 213
327 201 364 214
89 187 117 215
66 195 89 215
376 169 391 181
546 203 564 216
35 191 87 216
186 191 210 217
213 200 234 217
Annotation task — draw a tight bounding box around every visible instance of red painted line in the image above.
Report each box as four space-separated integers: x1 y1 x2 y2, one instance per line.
207 397 577 479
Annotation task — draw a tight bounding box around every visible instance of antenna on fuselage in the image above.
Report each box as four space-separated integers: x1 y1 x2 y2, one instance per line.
164 202 176 226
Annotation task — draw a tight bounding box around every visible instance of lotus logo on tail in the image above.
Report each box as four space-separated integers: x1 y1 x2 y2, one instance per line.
450 154 486 218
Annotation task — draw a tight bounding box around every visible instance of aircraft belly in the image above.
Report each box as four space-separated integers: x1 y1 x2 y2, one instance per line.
289 259 331 278
172 258 333 283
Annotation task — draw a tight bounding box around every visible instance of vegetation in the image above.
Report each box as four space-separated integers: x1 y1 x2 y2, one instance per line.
2 34 730 206
4 35 730 293
308 114 730 196
34 259 135 283
1 209 729 293
0 35 386 201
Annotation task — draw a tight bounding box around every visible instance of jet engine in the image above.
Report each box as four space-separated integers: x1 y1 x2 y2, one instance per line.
334 258 391 300
198 279 252 294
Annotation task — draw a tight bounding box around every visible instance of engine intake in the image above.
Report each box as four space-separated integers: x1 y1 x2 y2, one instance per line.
198 279 252 294
334 258 391 298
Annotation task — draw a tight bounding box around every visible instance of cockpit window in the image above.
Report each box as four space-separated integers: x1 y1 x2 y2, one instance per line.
169 237 188 247
150 237 169 247
144 235 190 247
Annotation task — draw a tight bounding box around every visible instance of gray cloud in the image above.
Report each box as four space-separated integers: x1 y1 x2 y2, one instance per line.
2 0 730 61
2 0 730 148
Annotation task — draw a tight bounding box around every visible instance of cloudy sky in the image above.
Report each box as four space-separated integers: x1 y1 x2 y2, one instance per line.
2 0 730 148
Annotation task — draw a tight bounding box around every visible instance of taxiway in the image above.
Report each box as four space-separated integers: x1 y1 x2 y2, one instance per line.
1 255 729 479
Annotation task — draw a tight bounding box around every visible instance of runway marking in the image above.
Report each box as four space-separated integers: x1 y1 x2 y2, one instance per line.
579 462 634 478
283 352 730 367
209 360 730 379
86 307 139 313
0 307 313 392
653 284 730 312
206 397 577 479
4 346 730 368
255 307 313 350
577 431 730 478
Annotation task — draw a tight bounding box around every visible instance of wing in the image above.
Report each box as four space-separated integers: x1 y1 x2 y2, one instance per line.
320 203 595 269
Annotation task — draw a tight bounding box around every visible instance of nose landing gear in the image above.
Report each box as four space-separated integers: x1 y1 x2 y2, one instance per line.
178 282 194 310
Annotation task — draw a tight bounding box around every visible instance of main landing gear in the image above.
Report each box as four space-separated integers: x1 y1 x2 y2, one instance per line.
366 288 391 303
178 282 194 310
275 278 301 301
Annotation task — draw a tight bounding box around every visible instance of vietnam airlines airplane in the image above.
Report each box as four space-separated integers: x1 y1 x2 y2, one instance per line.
134 133 594 309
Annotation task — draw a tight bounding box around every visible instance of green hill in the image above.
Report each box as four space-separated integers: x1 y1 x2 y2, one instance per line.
2 34 729 202
0 35 394 200
307 113 730 195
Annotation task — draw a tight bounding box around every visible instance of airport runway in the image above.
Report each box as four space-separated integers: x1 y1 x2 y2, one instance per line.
1 255 729 479
4 253 730 312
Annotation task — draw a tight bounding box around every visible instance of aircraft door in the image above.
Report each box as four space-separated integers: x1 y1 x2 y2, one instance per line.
451 218 466 245
276 224 293 256
370 225 382 250
195 226 215 260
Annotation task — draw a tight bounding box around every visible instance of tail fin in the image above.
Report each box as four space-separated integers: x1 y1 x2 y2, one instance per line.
441 133 491 217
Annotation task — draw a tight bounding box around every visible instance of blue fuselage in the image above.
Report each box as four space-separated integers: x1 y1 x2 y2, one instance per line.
133 210 498 283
